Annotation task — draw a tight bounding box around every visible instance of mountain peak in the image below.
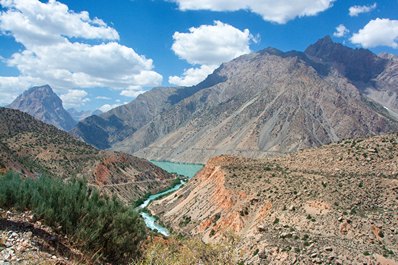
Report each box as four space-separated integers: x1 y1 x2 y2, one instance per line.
305 36 387 83
27 84 53 93
8 85 76 131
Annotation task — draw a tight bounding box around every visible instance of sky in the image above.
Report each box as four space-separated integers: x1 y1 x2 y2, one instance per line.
0 0 397 112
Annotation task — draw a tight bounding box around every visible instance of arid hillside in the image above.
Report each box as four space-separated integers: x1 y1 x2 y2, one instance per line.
150 133 398 264
0 107 175 203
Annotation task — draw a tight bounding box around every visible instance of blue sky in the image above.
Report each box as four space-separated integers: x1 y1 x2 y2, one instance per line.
0 0 397 112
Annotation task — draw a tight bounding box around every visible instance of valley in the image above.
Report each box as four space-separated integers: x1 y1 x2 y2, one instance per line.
149 133 398 264
138 161 204 236
1 36 398 265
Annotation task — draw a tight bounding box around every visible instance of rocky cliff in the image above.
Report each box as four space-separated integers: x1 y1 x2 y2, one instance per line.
8 85 77 131
150 133 398 264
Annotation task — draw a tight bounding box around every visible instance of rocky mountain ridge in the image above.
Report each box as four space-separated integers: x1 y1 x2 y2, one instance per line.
73 37 398 163
8 85 76 131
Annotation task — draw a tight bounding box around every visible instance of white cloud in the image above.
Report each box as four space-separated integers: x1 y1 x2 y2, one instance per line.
60 89 89 108
98 102 127 112
95 96 111 100
169 65 218 87
349 3 377 17
171 0 335 24
0 75 42 105
351 18 398 48
0 0 162 104
120 85 145 97
169 21 253 86
333 24 349 38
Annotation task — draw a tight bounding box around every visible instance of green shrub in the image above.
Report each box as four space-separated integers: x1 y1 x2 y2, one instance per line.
0 172 146 264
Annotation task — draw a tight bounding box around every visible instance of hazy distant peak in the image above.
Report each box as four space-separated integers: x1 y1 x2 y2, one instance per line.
8 85 76 131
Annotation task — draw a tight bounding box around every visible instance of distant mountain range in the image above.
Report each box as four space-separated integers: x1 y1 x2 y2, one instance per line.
67 108 102 122
0 107 175 203
71 36 398 163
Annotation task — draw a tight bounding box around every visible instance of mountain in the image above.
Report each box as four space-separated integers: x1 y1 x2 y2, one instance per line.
149 133 398 264
0 107 175 203
67 108 102 121
8 85 77 131
72 37 398 163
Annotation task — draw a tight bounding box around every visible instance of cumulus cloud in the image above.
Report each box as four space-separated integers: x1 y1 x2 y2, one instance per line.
351 18 398 48
171 0 335 24
120 85 146 97
0 0 162 104
0 75 43 105
98 102 127 112
333 24 349 38
349 3 377 17
169 65 218 87
169 21 253 86
60 89 89 108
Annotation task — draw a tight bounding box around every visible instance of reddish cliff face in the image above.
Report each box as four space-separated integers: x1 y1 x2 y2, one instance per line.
150 134 398 264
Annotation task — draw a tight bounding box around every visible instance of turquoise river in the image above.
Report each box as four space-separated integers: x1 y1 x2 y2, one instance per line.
138 161 204 236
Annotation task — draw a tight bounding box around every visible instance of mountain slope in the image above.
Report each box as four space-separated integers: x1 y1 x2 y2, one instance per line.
8 85 76 131
71 71 226 149
149 133 398 264
74 37 398 163
0 107 175 203
123 43 398 162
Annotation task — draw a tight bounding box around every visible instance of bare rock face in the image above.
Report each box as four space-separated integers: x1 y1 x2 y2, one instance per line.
74 37 398 163
8 85 76 131
149 133 398 264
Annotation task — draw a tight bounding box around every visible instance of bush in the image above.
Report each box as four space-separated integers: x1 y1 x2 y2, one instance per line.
138 235 238 265
0 172 146 264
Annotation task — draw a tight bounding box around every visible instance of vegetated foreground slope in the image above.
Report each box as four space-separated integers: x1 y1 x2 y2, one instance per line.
149 133 398 264
8 85 77 131
0 107 175 203
73 37 398 163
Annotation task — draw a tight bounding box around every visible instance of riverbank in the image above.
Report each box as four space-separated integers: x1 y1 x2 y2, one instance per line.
136 161 204 236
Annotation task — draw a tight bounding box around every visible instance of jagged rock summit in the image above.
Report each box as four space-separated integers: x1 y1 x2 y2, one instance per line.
73 36 398 163
8 85 77 131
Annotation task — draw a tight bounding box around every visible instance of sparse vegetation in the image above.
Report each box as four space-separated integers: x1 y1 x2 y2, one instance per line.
138 236 238 265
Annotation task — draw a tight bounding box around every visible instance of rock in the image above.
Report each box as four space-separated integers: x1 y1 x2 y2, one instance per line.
258 251 267 259
335 259 343 265
324 246 333 252
257 225 266 232
313 257 322 264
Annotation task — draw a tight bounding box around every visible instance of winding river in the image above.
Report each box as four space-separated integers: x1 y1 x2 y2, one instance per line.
138 161 204 236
